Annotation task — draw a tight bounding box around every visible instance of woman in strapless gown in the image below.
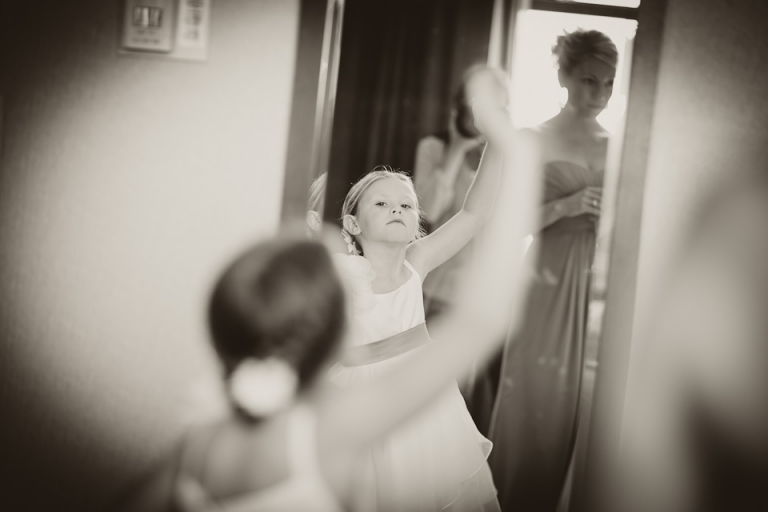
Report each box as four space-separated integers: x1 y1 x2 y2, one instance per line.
482 29 620 511
488 160 603 511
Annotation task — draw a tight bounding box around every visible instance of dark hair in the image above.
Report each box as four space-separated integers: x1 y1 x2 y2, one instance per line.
208 237 345 391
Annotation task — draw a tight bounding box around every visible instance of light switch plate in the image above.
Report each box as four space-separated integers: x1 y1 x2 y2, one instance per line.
119 0 211 62
174 0 211 60
121 0 176 53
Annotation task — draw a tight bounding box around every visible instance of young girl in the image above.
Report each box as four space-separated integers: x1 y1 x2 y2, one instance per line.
111 76 536 512
329 68 517 511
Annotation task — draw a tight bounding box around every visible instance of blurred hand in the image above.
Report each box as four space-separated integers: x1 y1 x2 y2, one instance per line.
469 73 513 146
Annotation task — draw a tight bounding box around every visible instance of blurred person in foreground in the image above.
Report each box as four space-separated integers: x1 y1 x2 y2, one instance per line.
612 168 768 512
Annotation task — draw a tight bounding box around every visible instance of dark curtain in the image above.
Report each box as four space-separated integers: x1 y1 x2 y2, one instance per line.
323 0 495 222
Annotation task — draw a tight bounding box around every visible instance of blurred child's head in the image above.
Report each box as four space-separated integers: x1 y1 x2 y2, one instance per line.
341 166 426 256
208 235 345 419
306 172 327 235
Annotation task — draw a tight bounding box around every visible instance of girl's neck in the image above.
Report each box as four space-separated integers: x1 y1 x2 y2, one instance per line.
361 242 409 281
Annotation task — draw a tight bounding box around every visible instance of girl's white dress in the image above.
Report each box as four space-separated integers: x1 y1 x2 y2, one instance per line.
331 254 500 512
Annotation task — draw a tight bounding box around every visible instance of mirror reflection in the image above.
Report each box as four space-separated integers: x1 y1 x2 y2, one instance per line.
484 27 623 511
9 0 768 510
315 1 638 511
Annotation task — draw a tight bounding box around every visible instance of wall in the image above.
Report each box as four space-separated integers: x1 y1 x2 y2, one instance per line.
0 0 299 509
626 0 768 436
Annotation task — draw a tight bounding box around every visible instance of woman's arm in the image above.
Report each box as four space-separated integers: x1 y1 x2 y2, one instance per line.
414 134 484 226
535 187 602 232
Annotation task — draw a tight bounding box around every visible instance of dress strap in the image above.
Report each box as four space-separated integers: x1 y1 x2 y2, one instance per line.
403 259 422 282
286 404 319 475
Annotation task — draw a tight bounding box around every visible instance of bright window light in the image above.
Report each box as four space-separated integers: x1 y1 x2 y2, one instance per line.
509 10 637 133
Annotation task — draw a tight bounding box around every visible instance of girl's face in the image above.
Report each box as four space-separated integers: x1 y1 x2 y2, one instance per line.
561 56 616 118
351 178 420 247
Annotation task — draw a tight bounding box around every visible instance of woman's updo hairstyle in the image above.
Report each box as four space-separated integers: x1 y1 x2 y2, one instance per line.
552 29 618 74
208 236 345 392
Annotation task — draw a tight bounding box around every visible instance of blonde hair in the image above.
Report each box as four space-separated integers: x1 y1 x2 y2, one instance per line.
341 166 426 256
552 29 618 73
307 172 327 213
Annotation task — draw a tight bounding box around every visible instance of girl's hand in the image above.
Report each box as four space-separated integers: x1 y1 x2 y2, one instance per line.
560 186 602 217
469 71 513 146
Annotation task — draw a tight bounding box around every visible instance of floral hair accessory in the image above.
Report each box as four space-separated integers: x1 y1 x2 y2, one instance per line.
342 230 361 256
229 357 298 418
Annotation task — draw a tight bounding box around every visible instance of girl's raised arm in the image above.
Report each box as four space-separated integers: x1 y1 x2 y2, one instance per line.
408 73 526 278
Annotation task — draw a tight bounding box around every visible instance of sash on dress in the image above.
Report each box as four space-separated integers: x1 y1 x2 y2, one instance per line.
342 322 432 367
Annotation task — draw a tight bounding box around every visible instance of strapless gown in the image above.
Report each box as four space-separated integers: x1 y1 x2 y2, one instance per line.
487 161 603 511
